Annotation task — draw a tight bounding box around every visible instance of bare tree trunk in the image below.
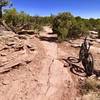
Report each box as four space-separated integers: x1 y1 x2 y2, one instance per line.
1 20 13 31
0 6 2 19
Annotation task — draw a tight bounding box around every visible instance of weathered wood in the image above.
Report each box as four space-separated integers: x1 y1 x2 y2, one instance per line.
1 20 12 31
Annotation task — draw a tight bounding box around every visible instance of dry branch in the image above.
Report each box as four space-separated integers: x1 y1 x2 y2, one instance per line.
0 20 12 31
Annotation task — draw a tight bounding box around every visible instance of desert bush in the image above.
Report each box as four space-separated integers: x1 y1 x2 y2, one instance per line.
68 22 89 38
52 12 89 41
32 23 43 33
3 8 44 33
52 12 75 41
81 78 100 95
3 9 32 27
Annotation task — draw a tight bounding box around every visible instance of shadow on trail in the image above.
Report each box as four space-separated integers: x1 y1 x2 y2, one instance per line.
63 57 86 77
39 36 57 43
48 32 56 35
93 69 100 77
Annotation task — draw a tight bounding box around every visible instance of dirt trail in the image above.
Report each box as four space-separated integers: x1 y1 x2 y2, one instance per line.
0 27 80 100
34 27 79 100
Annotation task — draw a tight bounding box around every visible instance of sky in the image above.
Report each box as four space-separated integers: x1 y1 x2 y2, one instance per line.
11 0 100 18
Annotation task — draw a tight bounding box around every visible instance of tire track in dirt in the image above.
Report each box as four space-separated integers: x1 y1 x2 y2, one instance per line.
45 59 54 95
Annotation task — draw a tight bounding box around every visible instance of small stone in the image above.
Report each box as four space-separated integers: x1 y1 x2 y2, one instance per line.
0 53 7 56
90 74 96 79
97 77 100 80
79 77 84 81
2 80 9 85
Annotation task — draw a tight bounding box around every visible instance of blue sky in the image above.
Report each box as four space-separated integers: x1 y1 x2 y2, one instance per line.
11 0 100 18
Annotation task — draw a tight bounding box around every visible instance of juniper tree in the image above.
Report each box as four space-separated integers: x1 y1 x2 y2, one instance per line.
0 0 9 18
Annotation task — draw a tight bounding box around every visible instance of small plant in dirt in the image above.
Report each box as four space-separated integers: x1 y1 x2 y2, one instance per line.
80 77 100 96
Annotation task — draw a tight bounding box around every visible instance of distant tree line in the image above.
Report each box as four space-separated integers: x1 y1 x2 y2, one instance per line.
1 3 100 39
2 8 54 33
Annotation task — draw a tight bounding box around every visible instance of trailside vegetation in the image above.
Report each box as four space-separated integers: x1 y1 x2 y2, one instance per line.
1 5 100 39
52 12 100 41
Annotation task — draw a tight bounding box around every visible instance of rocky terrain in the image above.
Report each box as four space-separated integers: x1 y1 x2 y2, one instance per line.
0 26 99 100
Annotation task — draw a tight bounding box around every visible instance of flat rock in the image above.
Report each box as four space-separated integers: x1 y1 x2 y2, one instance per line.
95 39 100 43
0 59 22 73
0 31 15 36
71 44 81 48
2 80 9 85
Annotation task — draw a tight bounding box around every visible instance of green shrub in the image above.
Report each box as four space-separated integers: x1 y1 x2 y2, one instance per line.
3 8 45 34
32 23 43 33
52 12 75 41
3 9 32 27
57 27 68 41
68 23 89 38
52 12 89 41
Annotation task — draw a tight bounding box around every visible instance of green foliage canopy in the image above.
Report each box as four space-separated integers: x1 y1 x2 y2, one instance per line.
0 0 9 18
